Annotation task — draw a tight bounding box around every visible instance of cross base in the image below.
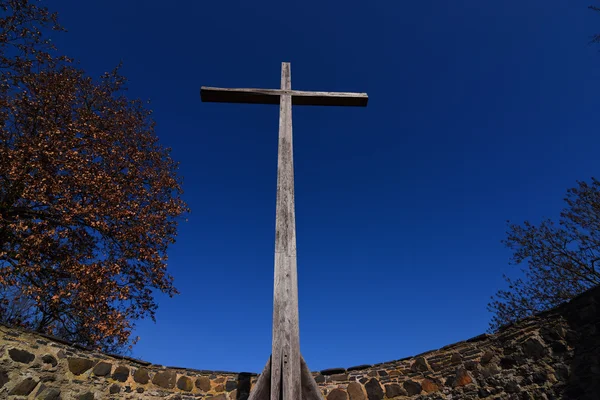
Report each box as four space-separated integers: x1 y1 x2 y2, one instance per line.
248 355 323 400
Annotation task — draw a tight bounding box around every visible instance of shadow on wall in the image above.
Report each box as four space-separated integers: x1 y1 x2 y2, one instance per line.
561 287 600 398
236 372 252 400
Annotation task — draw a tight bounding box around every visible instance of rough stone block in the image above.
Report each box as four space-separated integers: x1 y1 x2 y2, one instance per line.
152 370 177 389
68 358 95 375
505 380 520 394
364 378 383 400
500 356 517 369
78 392 94 400
421 378 440 393
177 376 193 391
522 338 547 359
402 380 422 396
41 354 58 367
331 373 349 381
9 377 38 396
225 380 237 391
411 356 431 373
480 350 496 365
327 388 348 400
9 348 35 363
92 361 112 376
37 387 61 400
196 376 211 391
347 382 366 400
0 369 8 389
321 368 346 375
454 367 473 387
133 367 150 384
384 383 406 398
112 365 129 382
347 364 372 372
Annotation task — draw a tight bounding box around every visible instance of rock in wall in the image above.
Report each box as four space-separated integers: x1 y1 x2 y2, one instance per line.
1 285 598 399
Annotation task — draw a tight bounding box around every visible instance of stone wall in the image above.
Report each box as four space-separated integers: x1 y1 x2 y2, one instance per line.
1 285 598 399
0 325 254 400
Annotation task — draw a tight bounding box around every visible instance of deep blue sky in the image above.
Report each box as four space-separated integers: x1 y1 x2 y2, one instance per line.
51 1 599 372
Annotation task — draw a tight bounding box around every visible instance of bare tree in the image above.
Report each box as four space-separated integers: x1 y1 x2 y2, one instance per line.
488 178 600 330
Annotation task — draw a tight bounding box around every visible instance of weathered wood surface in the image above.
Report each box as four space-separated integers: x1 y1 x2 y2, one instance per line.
247 358 272 400
301 357 324 400
271 62 301 400
201 87 368 107
248 356 324 400
200 61 366 400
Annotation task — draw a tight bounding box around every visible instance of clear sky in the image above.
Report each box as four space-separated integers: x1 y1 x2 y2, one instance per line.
50 1 600 373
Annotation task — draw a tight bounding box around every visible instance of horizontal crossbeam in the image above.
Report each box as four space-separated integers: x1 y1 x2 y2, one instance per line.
200 87 368 107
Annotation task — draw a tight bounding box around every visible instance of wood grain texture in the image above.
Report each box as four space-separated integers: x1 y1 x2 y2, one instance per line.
247 357 272 400
200 61 366 399
246 355 324 400
201 87 368 107
301 357 324 400
271 62 301 400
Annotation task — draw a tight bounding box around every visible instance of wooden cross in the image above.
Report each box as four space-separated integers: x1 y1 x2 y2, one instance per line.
201 62 368 400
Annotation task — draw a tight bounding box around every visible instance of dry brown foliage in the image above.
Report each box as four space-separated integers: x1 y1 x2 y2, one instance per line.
0 0 188 352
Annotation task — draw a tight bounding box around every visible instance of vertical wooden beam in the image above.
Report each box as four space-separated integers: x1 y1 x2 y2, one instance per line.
201 61 366 400
271 62 301 400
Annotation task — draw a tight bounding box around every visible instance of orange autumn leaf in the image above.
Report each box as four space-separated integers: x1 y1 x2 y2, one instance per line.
0 0 188 353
